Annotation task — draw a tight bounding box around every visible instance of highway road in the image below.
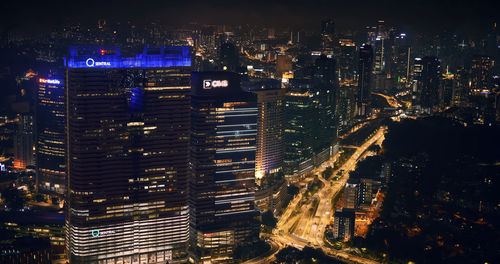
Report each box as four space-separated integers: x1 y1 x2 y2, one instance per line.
244 127 387 264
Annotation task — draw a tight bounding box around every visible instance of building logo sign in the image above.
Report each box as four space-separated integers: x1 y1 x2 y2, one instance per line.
203 79 228 89
91 229 115 238
38 78 61 85
91 229 100 237
86 58 111 67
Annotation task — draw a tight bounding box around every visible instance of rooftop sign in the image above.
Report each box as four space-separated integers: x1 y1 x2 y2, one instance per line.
66 46 191 68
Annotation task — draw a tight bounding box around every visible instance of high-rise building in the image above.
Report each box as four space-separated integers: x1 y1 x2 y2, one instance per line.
219 42 239 72
276 55 292 78
314 55 338 138
190 71 258 263
357 44 373 117
321 19 335 51
333 208 355 241
359 178 381 207
321 19 335 38
13 114 35 169
414 57 441 113
252 86 285 181
452 68 469 107
337 37 357 83
283 80 315 177
344 178 359 209
337 84 356 133
373 38 385 74
470 55 494 96
65 46 191 264
36 76 66 195
440 73 454 109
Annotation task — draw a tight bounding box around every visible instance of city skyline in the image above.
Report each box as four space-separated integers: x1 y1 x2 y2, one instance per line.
2 0 500 36
0 2 498 264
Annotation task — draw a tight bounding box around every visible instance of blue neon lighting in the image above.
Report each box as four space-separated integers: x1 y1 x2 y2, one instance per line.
66 46 191 68
128 88 144 113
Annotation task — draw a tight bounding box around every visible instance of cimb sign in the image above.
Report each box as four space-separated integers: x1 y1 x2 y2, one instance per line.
203 79 228 89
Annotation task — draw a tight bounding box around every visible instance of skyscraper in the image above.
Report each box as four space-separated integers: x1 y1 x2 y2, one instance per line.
333 208 355 241
357 44 373 117
414 57 441 113
314 55 338 148
36 76 66 196
219 42 239 72
283 79 315 177
13 114 35 169
344 178 359 209
470 55 494 96
321 19 335 38
190 71 258 263
65 46 191 264
252 85 285 181
440 73 454 108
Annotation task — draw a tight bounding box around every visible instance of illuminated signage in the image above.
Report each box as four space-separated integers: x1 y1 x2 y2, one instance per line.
203 79 229 89
39 78 61 85
91 229 115 238
86 58 111 67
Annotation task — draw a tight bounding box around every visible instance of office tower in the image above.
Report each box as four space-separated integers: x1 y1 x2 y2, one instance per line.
17 73 37 112
36 76 66 195
13 115 35 169
290 31 305 45
219 42 239 72
321 18 335 42
283 79 315 177
321 19 335 51
359 178 381 207
373 38 385 74
470 55 494 96
357 44 373 117
381 162 391 186
387 32 410 86
337 85 356 133
333 208 355 241
314 55 338 146
452 68 469 106
190 71 258 263
415 57 441 113
276 55 292 78
411 57 424 108
337 37 357 82
65 46 191 264
252 86 285 181
440 72 454 108
344 178 359 209
267 28 276 39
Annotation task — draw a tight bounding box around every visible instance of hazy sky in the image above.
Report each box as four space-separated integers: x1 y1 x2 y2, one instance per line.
1 0 499 36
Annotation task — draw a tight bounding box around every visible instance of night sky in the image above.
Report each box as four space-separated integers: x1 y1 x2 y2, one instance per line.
1 0 500 35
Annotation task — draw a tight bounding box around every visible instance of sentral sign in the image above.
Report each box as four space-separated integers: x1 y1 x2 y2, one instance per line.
91 229 116 238
85 58 111 67
203 79 229 89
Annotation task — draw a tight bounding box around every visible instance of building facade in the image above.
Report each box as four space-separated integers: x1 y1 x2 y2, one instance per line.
190 72 258 263
357 44 373 117
252 87 285 181
333 208 355 241
36 76 66 195
65 46 191 264
13 115 35 169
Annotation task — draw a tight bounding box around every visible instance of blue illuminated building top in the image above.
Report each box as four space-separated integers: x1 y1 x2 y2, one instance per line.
65 46 191 68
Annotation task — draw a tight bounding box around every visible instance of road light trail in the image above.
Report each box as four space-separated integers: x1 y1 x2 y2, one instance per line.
264 126 387 264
